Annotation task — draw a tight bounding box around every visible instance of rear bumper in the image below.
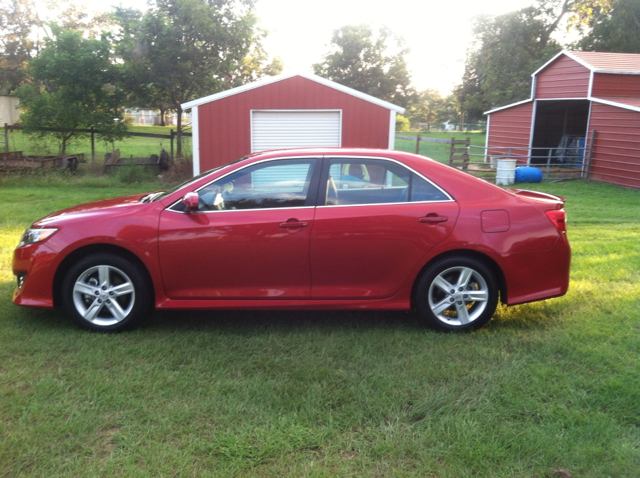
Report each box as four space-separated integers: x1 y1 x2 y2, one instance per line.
499 234 571 306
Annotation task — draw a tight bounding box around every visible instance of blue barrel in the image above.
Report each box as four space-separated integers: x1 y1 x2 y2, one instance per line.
514 167 543 183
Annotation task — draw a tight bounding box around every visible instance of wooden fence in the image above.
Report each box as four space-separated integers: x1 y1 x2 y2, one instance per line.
396 133 591 183
3 123 192 160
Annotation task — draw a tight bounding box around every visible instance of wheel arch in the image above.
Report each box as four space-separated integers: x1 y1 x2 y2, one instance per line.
411 249 507 308
53 244 155 308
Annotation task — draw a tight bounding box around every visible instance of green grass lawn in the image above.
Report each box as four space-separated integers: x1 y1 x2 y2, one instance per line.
4 126 192 160
0 177 639 477
394 132 486 163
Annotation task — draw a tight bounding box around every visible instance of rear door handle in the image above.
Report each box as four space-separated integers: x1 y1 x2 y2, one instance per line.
419 214 448 224
279 219 308 228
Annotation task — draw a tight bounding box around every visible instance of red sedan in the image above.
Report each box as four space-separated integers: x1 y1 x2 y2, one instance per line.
12 148 570 332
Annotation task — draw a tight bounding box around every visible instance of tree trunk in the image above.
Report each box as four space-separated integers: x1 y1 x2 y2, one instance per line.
159 107 166 127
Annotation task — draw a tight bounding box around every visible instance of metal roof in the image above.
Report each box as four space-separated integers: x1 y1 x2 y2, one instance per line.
533 51 640 76
568 51 640 74
181 73 405 114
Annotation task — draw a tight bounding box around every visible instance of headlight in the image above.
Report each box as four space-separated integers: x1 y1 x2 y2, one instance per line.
18 228 58 247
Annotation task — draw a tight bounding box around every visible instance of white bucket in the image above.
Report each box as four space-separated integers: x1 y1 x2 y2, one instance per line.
489 155 503 168
496 159 517 186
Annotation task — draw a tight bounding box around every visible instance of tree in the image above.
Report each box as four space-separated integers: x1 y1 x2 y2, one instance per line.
0 0 112 94
0 0 41 93
408 89 444 130
455 0 611 121
16 27 127 154
574 0 640 53
313 24 415 108
114 0 274 157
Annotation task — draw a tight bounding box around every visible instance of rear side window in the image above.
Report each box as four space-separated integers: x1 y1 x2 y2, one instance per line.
410 174 450 202
323 158 449 206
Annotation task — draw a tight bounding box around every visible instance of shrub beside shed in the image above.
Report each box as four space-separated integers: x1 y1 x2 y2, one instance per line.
182 73 405 175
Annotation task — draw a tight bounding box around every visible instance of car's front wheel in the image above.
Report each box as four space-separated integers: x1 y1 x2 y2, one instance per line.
61 253 151 332
416 257 498 332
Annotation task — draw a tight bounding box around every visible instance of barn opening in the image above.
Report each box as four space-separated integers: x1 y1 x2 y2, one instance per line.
530 99 590 165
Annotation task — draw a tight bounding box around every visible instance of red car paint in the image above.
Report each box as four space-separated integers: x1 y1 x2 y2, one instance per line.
13 149 570 320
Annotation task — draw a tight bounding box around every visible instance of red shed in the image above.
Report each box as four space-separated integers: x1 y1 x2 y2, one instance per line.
486 51 640 189
181 73 405 175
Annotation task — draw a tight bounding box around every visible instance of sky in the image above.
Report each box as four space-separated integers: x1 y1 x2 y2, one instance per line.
254 0 535 94
67 0 535 94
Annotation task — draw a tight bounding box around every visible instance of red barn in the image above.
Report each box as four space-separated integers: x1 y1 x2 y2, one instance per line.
486 51 640 189
182 73 405 175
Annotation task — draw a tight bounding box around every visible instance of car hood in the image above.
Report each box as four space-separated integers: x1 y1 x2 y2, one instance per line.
34 193 148 226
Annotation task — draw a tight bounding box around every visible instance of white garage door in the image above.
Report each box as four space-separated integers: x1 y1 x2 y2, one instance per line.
251 110 341 153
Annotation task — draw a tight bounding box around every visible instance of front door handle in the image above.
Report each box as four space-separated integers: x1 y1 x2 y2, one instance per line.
279 218 308 228
419 214 448 224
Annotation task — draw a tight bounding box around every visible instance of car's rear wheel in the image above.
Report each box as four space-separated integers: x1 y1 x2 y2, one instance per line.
61 253 151 332
416 257 498 332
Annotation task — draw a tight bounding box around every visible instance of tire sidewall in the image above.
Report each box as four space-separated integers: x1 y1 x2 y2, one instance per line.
61 253 150 332
416 257 498 332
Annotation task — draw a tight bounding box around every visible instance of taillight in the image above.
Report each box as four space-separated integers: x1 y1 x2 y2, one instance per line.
546 209 566 232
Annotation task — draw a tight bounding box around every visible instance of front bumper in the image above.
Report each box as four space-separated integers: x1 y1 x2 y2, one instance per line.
12 242 58 309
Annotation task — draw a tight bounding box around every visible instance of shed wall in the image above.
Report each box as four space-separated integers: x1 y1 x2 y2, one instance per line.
535 55 590 99
197 76 392 170
0 96 20 125
587 103 640 189
487 102 533 165
591 73 640 97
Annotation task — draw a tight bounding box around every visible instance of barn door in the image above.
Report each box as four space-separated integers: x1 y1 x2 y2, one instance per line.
251 110 341 153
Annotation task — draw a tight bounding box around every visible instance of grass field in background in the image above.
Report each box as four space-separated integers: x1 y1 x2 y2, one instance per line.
394 132 486 163
4 126 191 160
1 175 639 476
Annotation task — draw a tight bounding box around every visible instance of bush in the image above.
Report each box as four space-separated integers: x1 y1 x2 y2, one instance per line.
115 160 154 184
395 114 410 132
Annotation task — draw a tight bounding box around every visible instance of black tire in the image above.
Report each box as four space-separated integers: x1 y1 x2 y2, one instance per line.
61 253 151 332
416 256 498 332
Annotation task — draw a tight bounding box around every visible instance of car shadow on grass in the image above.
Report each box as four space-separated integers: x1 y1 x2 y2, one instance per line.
8 301 565 335
146 308 427 334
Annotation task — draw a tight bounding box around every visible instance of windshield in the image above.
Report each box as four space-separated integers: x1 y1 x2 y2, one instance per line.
149 158 246 202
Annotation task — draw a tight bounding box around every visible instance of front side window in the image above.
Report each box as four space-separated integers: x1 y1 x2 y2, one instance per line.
324 158 449 206
192 159 317 211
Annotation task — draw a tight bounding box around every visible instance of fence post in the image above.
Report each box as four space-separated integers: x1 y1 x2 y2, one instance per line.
584 130 597 180
170 129 175 160
90 127 95 161
3 123 9 153
415 134 420 154
449 137 470 171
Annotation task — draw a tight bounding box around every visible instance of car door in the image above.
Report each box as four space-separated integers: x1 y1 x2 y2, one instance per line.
310 156 460 299
158 157 319 300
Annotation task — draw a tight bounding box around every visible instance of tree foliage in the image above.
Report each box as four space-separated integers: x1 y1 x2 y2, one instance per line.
455 6 564 121
406 89 460 130
0 0 111 94
455 0 614 121
574 0 640 53
0 0 40 93
114 0 277 156
16 27 126 154
313 24 415 108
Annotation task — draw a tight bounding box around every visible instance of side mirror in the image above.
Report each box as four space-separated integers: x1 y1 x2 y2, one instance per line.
182 192 199 212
